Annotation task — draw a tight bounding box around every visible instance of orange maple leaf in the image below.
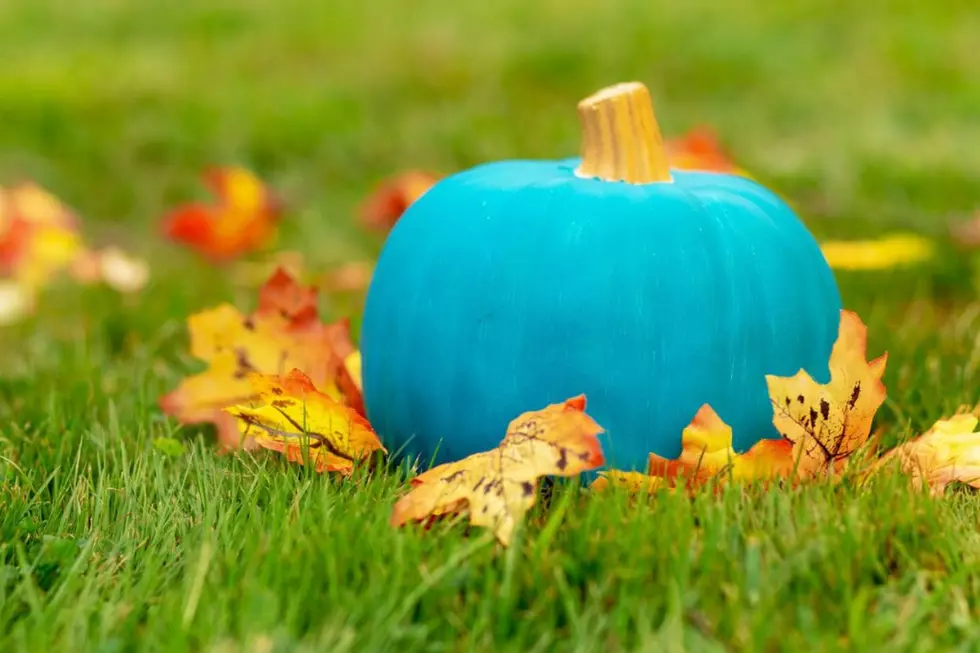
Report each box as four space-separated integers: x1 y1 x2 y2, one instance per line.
872 412 980 496
665 127 752 177
359 170 440 232
224 369 384 475
594 310 887 494
647 404 794 485
390 395 605 546
159 267 364 450
766 309 887 478
0 214 34 274
256 266 320 326
162 167 281 261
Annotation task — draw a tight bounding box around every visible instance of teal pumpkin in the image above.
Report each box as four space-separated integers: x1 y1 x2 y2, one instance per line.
360 82 841 471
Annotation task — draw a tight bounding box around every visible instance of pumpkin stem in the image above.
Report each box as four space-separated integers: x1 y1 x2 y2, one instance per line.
575 81 672 184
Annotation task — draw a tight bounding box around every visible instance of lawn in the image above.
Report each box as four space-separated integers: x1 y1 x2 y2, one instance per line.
3 0 980 650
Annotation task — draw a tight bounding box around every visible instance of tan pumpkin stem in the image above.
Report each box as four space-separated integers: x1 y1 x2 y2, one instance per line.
575 81 672 184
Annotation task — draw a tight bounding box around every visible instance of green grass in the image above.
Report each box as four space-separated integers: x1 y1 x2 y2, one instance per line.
3 0 980 650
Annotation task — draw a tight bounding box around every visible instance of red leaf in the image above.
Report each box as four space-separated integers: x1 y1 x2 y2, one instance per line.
359 171 440 233
162 167 281 261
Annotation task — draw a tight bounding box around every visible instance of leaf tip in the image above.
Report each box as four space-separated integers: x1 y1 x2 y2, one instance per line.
564 394 587 412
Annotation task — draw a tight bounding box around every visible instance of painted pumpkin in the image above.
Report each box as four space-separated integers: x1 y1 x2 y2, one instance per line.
361 82 841 471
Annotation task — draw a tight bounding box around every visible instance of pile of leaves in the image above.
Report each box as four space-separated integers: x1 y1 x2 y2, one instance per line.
158 267 367 456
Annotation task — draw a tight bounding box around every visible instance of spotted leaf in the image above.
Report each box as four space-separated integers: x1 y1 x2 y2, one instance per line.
390 395 605 546
766 310 887 478
224 369 384 474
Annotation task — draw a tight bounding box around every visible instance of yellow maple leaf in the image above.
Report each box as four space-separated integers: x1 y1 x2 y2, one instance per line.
766 310 887 478
217 167 269 214
872 413 980 496
593 404 795 493
595 310 886 494
18 225 83 289
390 396 606 546
160 304 343 448
344 351 362 390
820 234 934 271
160 268 362 451
224 369 384 474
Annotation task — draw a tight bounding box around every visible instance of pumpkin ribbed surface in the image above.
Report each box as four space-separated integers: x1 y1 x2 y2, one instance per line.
361 160 841 470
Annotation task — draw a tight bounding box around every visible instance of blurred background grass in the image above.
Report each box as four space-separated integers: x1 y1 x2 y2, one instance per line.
3 0 979 248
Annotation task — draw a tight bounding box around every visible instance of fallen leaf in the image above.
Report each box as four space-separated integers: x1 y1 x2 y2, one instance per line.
766 309 887 478
70 246 149 293
160 267 364 450
224 369 384 474
160 345 258 423
322 317 356 358
160 303 331 451
359 170 440 232
665 127 752 177
338 350 365 417
0 280 33 326
0 183 86 323
651 405 795 485
256 266 319 326
592 404 794 493
593 310 885 493
873 413 980 496
0 210 33 274
162 166 281 261
3 183 78 228
96 247 150 293
0 183 84 289
1 183 146 313
20 225 85 289
950 211 980 248
390 395 605 546
819 234 935 270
